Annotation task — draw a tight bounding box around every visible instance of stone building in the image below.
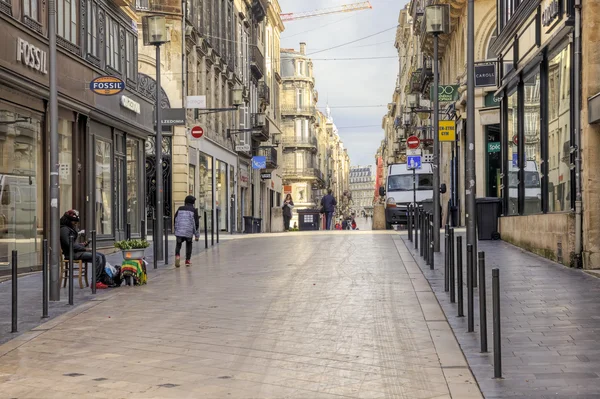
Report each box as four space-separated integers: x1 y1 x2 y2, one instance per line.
349 165 376 216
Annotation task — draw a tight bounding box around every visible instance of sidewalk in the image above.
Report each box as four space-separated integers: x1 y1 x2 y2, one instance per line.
399 229 600 398
0 235 229 346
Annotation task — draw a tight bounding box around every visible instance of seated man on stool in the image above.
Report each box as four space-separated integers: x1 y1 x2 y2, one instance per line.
60 209 109 289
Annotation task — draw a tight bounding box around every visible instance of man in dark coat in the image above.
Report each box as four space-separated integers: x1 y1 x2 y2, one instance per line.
320 189 337 230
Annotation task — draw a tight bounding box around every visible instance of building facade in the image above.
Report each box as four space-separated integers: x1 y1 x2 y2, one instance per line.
349 165 376 216
0 0 153 274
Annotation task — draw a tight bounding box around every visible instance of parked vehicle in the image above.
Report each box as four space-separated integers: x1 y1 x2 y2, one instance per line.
508 160 541 214
0 174 37 239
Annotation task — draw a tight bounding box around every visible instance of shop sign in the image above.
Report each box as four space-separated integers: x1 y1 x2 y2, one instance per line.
487 142 501 153
235 144 251 152
16 37 48 75
260 173 272 180
283 185 292 195
484 92 502 107
89 76 125 96
430 85 459 103
186 95 207 109
239 168 249 188
542 0 561 28
252 156 266 169
120 95 141 114
474 64 496 87
438 120 456 142
158 108 186 126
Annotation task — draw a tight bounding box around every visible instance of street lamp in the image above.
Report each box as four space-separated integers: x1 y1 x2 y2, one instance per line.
143 15 170 263
407 93 420 110
425 4 449 252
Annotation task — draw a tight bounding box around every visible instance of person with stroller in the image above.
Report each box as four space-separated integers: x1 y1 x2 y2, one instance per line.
174 195 200 267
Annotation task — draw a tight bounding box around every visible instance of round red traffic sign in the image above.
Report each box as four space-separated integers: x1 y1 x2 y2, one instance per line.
190 126 204 139
407 135 420 149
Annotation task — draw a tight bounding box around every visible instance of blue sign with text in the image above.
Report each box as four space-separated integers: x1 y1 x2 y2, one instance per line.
407 155 422 170
252 156 266 169
512 153 518 167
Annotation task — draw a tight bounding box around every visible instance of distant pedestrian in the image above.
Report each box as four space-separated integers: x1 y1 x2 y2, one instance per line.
320 189 337 230
282 194 294 231
174 195 200 267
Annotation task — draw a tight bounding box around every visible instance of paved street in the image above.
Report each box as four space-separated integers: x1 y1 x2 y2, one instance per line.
0 231 481 399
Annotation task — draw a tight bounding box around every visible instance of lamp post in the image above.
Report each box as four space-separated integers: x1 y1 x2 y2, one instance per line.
143 15 170 260
466 0 477 251
49 0 60 300
426 4 450 252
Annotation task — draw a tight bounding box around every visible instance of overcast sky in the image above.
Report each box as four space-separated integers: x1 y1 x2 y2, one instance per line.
278 0 406 167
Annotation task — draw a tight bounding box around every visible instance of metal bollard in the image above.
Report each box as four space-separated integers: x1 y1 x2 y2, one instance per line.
429 214 434 270
141 219 146 241
449 228 455 303
91 231 97 295
479 251 488 353
68 235 74 306
408 205 412 241
493 268 502 378
467 244 474 332
164 216 169 265
473 247 478 288
457 236 464 317
204 211 209 249
211 211 215 246
444 224 449 292
42 240 49 318
126 223 131 240
216 209 220 244
11 250 18 333
424 214 429 264
419 210 424 256
414 207 419 250
153 217 158 270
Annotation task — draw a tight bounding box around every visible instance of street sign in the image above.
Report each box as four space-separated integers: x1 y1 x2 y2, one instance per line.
260 173 272 180
252 156 266 169
487 142 501 153
407 135 420 149
186 95 207 109
512 153 519 167
407 148 422 156
190 125 204 139
407 155 422 170
235 144 250 152
439 120 456 142
475 63 496 87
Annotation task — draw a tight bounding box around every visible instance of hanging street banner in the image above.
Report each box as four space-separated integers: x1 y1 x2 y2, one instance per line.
438 120 456 142
430 85 460 103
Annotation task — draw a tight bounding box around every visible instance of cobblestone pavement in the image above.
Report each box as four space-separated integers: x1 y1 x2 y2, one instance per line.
0 232 481 399
399 229 600 399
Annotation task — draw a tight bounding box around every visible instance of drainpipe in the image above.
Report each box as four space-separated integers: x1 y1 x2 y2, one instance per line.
574 0 583 267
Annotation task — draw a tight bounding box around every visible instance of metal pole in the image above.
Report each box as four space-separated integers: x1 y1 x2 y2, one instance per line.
466 0 477 254
91 230 97 294
479 251 488 353
457 236 464 317
492 268 502 378
49 0 60 302
211 211 215 246
126 223 131 240
433 33 441 252
425 214 429 264
68 235 74 306
155 44 164 261
141 219 146 241
204 211 208 249
414 206 419 250
11 250 17 333
444 224 449 292
153 216 158 269
467 244 474 332
419 209 424 256
429 214 435 270
164 216 169 265
42 240 49 318
449 228 455 303
408 205 412 241
216 209 220 244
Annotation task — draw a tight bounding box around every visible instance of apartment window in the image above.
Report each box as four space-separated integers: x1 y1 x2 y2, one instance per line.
86 0 98 57
126 33 136 81
296 89 304 109
105 17 120 71
136 0 149 10
24 0 39 21
57 0 78 44
296 60 304 76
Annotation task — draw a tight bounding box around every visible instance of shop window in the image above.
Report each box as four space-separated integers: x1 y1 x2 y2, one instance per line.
215 160 227 231
58 119 73 215
95 140 112 236
189 165 195 195
198 152 213 229
105 16 120 71
126 33 136 82
506 90 519 215
86 0 98 58
126 138 140 235
57 0 78 45
23 0 39 22
548 45 572 212
523 70 542 215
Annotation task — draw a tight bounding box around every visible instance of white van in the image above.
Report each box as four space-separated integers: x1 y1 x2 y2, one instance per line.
0 174 37 239
507 160 541 214
379 163 436 229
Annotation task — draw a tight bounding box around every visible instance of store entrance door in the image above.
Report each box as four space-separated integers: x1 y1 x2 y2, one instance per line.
486 124 502 197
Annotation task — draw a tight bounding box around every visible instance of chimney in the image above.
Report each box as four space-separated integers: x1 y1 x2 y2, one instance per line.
299 42 306 55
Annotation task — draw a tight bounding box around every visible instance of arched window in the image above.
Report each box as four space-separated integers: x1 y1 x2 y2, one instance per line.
486 27 498 60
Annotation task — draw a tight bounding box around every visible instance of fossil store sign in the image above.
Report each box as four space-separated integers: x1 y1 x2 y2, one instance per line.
16 37 48 75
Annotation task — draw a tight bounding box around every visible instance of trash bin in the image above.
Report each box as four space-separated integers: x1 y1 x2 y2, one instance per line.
297 209 320 231
254 218 262 233
243 216 254 234
475 197 502 240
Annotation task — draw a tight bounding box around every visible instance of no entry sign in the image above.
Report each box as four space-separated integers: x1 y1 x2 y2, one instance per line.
407 135 420 149
190 125 204 139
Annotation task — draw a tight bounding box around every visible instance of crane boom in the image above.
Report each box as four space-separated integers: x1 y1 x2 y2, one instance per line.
280 1 372 22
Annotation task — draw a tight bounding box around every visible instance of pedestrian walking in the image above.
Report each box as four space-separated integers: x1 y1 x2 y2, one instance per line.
320 189 337 230
282 194 294 231
174 195 200 267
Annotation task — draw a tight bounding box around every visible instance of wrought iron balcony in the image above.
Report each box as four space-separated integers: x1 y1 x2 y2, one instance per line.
251 113 270 142
280 105 316 117
258 147 278 169
283 167 324 181
250 45 265 80
282 136 318 151
410 70 422 93
258 81 270 106
420 57 433 92
251 0 268 22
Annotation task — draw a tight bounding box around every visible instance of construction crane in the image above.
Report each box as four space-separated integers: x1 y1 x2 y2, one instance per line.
280 1 373 22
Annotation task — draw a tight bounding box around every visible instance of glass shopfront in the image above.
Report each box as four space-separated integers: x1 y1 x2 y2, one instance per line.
215 160 228 231
0 104 42 272
126 138 141 235
506 89 519 215
95 140 112 236
198 152 213 231
523 69 542 215
58 119 73 215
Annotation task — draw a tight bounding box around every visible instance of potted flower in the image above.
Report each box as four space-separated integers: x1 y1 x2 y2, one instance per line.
114 239 150 261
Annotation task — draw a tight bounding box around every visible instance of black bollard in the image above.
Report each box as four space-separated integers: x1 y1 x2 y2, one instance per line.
91 230 97 294
153 217 158 270
204 211 209 249
126 223 131 240
11 250 18 333
42 240 49 318
479 251 488 353
493 268 502 378
68 234 74 306
419 210 424 257
467 244 474 332
164 216 169 265
408 205 412 241
444 224 449 292
429 214 434 270
449 228 455 303
424 214 430 264
457 236 464 317
141 219 146 241
216 209 220 244
414 207 419 250
211 211 214 246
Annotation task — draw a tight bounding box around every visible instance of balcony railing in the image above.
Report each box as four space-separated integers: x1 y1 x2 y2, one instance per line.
258 81 270 106
0 0 12 16
282 136 318 150
258 147 278 169
283 167 324 181
251 46 265 79
280 105 316 117
420 57 433 93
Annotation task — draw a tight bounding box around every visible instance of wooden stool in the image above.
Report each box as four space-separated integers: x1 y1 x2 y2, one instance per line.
60 250 89 289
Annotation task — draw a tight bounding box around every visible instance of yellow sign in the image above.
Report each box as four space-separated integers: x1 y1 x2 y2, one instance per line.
439 120 456 142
